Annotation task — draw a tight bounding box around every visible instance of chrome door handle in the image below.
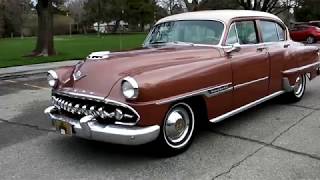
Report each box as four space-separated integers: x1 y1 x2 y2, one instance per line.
257 47 267 52
284 44 290 48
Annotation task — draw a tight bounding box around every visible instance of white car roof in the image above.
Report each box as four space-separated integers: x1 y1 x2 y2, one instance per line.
156 10 283 25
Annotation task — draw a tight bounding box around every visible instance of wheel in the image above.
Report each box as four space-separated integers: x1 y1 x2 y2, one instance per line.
306 36 316 44
284 74 306 102
156 102 196 155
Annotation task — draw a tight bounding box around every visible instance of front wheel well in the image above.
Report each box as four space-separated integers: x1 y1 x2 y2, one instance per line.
172 96 208 128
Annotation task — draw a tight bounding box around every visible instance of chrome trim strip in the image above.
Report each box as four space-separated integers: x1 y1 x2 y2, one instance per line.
234 77 269 90
48 70 58 79
54 90 105 101
156 83 233 105
283 62 320 74
122 76 139 100
53 90 141 126
123 76 139 89
210 91 284 123
44 106 160 146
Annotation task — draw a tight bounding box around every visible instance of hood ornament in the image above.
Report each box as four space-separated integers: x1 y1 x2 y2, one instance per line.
73 70 86 81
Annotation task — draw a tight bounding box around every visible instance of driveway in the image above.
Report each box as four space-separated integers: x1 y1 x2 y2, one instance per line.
0 74 320 180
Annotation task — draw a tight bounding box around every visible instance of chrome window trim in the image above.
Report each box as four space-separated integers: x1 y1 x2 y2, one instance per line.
53 90 141 126
234 76 269 89
143 19 227 47
226 23 240 46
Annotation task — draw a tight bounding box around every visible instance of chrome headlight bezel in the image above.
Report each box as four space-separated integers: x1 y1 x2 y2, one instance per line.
121 76 139 100
47 70 59 88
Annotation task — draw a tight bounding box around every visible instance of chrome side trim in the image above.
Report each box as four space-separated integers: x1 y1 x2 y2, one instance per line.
156 83 233 105
283 61 320 74
234 77 269 90
210 91 284 123
204 84 233 98
44 106 160 146
53 90 140 126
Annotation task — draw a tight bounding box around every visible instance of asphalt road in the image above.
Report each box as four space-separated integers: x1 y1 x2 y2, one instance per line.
0 74 320 180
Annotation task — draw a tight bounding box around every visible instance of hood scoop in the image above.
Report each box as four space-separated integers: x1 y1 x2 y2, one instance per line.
87 51 111 60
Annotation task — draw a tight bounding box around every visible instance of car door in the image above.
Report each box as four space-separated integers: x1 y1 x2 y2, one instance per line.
258 20 291 93
296 26 309 41
290 27 300 41
226 20 270 109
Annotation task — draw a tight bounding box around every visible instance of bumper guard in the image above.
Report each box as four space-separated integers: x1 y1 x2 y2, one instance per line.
44 106 160 145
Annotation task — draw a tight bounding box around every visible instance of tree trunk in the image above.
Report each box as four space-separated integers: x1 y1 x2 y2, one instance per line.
31 0 55 57
112 20 120 33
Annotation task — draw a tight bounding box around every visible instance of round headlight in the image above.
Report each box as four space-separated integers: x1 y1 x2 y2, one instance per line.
121 76 139 100
47 70 58 88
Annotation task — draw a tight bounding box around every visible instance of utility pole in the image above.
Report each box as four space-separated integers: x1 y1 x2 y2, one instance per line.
120 9 124 51
67 12 72 37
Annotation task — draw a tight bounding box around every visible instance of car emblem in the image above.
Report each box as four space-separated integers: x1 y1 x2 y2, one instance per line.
73 70 86 81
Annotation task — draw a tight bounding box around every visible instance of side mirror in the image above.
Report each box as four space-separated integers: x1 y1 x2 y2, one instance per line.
225 43 241 55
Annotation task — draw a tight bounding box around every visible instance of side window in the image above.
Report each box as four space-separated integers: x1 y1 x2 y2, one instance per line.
235 21 258 44
226 23 238 45
276 24 286 41
260 21 279 42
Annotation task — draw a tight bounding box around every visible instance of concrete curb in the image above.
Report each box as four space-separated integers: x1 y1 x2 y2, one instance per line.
0 60 79 79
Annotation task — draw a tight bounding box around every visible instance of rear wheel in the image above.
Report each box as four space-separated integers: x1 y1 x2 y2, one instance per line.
156 102 196 155
284 74 306 102
306 36 316 44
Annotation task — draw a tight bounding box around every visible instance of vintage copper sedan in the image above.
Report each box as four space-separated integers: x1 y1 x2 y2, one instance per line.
45 10 320 154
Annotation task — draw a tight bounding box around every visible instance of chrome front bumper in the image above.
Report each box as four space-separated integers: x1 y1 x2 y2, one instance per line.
44 106 160 145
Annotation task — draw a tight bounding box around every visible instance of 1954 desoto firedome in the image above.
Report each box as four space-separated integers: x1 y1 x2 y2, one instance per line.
44 10 320 155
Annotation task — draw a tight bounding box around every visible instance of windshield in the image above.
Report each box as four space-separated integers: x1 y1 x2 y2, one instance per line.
144 20 224 46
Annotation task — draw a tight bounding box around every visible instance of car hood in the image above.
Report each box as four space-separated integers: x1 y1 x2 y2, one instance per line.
62 46 222 98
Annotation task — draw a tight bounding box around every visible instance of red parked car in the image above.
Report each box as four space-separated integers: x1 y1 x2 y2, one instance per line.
290 25 320 44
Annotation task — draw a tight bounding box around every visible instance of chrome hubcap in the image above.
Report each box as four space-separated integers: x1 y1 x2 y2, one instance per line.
163 103 194 148
165 109 190 143
293 75 304 97
307 37 314 44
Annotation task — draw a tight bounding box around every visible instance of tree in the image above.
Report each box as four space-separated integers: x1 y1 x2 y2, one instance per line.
294 0 320 22
83 0 121 33
126 0 155 31
198 0 240 10
0 0 33 37
3 0 32 37
0 0 4 37
183 0 200 11
66 0 87 33
31 0 65 57
157 0 184 15
236 0 302 14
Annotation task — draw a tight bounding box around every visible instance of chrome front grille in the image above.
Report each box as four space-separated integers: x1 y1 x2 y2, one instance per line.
51 93 139 125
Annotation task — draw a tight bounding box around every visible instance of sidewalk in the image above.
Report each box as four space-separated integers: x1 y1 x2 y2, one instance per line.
0 60 79 79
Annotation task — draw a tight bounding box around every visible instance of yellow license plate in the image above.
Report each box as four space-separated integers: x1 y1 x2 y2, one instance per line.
55 120 73 136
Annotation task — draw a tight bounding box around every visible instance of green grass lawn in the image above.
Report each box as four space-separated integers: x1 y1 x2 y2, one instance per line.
0 33 147 68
